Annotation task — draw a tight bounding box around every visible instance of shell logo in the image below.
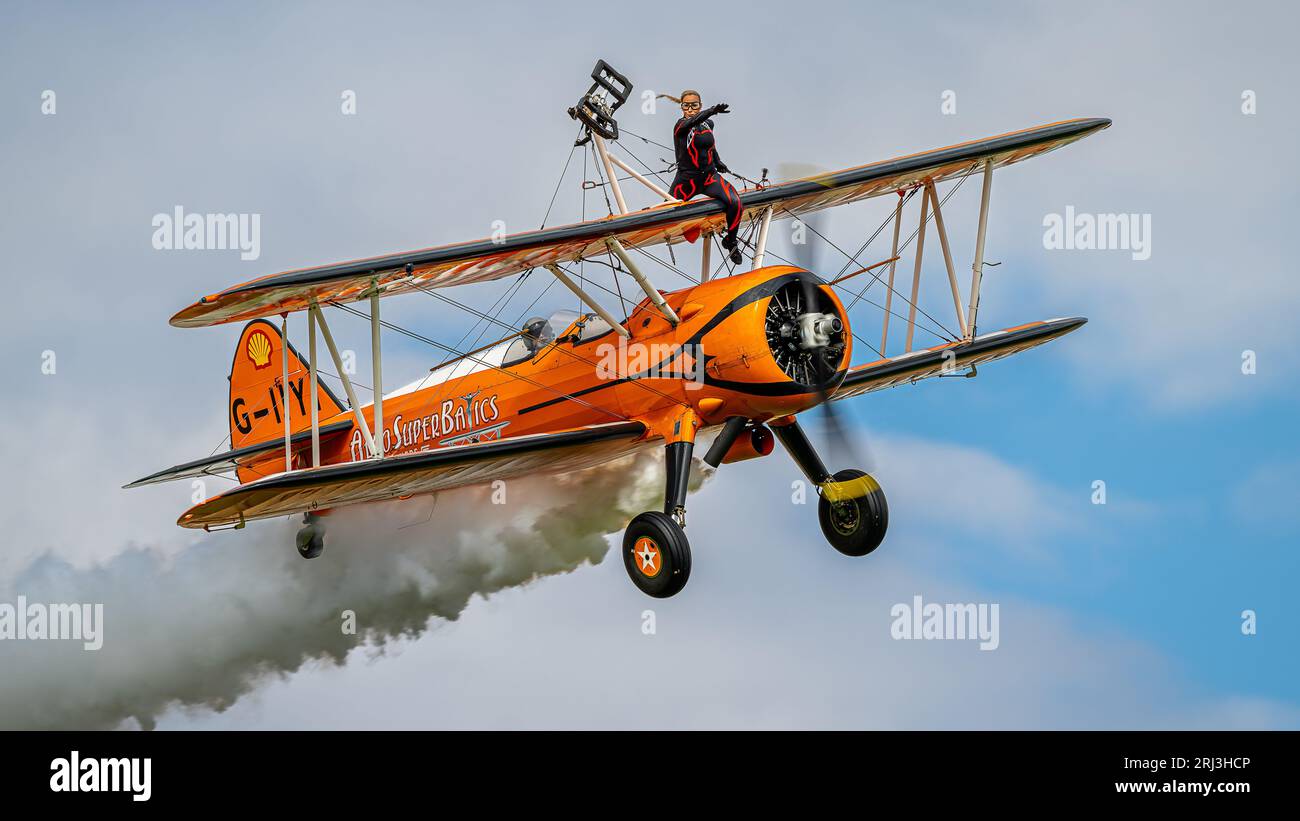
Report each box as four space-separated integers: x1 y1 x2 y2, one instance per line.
246 330 273 369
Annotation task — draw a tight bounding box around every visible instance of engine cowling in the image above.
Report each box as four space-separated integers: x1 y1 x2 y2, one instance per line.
676 268 853 422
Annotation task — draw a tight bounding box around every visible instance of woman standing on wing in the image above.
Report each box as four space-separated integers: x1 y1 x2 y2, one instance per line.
662 90 745 265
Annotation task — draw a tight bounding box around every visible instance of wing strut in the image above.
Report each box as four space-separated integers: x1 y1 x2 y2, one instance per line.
543 264 631 338
924 179 970 338
967 159 994 339
369 278 384 459
880 193 905 355
606 237 680 324
751 206 773 269
281 313 292 472
308 305 320 466
311 299 378 458
905 186 930 353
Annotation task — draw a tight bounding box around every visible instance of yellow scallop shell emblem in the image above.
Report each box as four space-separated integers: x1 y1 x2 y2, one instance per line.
247 330 273 369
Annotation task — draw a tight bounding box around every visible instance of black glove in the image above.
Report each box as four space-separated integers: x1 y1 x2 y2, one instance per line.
711 102 731 115
715 161 730 173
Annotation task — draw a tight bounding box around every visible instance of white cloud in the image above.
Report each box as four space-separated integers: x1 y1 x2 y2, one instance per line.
1231 459 1300 530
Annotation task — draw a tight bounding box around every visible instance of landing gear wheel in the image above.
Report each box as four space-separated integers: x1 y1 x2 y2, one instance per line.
622 511 691 598
296 514 325 559
817 469 888 557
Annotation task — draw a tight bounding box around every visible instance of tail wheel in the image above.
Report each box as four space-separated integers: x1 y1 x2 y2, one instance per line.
296 514 325 559
622 511 691 598
817 469 888 557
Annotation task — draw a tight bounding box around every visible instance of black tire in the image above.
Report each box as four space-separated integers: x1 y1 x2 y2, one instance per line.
622 511 692 598
817 469 888 557
296 519 325 559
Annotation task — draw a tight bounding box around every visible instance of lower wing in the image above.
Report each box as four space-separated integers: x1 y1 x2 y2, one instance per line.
177 420 649 529
833 317 1086 400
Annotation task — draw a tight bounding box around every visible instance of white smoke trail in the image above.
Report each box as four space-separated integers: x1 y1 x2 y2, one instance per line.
0 451 707 729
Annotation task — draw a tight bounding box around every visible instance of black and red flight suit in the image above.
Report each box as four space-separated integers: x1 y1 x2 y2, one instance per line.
670 103 744 252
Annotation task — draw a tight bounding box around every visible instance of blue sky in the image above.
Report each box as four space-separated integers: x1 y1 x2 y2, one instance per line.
0 0 1296 728
859 342 1298 703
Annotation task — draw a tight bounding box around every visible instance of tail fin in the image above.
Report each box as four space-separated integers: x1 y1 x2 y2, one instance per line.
229 320 347 451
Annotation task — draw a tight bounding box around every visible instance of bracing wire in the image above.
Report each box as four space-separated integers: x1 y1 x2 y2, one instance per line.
325 300 630 422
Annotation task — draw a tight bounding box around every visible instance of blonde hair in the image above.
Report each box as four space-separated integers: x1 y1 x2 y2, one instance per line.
657 89 701 105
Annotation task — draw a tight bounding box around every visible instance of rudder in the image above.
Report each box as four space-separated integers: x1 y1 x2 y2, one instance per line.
229 320 346 451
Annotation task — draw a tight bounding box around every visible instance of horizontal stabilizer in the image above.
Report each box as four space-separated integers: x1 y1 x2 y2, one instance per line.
124 420 352 488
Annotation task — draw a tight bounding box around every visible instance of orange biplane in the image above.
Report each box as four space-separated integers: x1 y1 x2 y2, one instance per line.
128 61 1108 598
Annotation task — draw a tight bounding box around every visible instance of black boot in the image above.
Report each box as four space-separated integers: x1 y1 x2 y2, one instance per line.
721 233 742 264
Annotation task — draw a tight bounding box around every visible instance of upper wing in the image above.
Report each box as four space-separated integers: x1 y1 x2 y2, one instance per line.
832 317 1087 400
171 118 1110 328
176 420 649 529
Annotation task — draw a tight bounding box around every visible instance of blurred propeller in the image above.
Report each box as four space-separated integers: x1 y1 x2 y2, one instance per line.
776 162 874 474
778 162 830 276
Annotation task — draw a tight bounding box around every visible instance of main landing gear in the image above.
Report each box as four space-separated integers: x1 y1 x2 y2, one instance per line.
622 439 694 598
619 414 888 598
772 418 888 557
296 512 326 559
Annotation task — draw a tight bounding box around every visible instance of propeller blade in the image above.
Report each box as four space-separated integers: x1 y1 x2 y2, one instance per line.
773 163 872 475
778 162 829 274
815 394 875 473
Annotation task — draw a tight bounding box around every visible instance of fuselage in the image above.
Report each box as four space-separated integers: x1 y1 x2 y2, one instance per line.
236 265 850 483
